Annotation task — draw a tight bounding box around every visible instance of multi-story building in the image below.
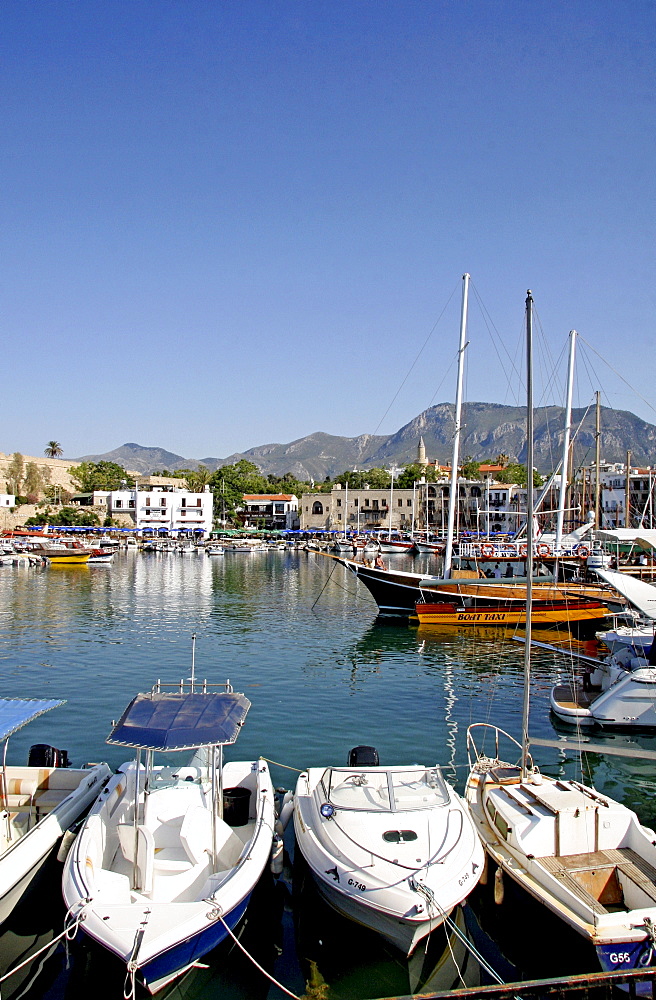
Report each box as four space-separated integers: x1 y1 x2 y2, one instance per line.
598 464 656 528
240 494 299 530
103 485 214 537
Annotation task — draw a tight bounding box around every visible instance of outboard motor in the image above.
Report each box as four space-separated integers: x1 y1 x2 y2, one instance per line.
347 745 379 767
28 744 70 768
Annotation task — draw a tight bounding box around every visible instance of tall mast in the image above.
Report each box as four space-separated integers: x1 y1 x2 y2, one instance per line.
443 272 470 577
521 290 534 780
555 330 577 554
594 391 601 528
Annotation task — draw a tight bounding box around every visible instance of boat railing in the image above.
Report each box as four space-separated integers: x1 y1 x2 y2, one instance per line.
466 723 532 772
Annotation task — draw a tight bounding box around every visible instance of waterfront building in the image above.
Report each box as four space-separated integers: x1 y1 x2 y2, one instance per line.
105 485 214 537
241 494 299 530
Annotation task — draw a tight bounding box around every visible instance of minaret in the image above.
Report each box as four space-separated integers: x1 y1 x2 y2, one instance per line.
417 436 428 468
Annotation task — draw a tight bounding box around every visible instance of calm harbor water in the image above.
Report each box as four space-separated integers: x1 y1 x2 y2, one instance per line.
1 549 655 999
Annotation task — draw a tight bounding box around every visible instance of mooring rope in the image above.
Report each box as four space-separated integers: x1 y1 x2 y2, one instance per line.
217 914 301 1000
259 756 303 773
0 896 91 998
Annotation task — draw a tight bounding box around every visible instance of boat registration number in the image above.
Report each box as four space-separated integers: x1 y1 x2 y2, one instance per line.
348 878 366 891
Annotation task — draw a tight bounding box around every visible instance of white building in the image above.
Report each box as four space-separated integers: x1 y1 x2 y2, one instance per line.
0 494 15 508
104 486 214 537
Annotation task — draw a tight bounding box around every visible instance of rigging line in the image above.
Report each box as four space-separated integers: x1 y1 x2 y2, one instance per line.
217 915 300 1000
469 281 524 395
370 280 460 438
578 335 656 419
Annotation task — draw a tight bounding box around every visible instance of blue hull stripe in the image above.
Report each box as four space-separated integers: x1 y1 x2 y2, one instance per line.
596 939 654 975
140 893 251 990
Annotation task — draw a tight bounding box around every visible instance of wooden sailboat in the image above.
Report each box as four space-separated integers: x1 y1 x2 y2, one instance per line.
465 291 656 979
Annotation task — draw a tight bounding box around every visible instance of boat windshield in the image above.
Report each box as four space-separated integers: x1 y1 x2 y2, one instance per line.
323 767 449 812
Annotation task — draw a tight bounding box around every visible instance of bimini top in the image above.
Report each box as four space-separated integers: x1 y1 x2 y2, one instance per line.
0 698 65 742
107 691 251 751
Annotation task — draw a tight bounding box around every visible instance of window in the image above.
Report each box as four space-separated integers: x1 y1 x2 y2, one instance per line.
181 498 186 507
312 502 324 515
115 499 122 508
373 499 379 508
196 498 201 507
337 513 342 520
397 498 403 507
161 497 166 506
128 499 135 508
336 499 342 507
354 498 358 506
364 498 370 507
407 499 412 506
146 497 150 507
382 499 387 507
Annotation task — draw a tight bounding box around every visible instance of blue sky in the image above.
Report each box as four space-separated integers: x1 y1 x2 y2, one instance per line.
2 1 655 462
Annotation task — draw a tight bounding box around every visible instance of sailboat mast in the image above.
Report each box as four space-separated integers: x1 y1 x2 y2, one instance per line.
443 272 470 577
555 330 577 553
522 290 534 781
595 391 601 528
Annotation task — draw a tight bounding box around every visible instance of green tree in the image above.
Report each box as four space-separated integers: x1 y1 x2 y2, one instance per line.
184 465 212 492
25 506 100 527
460 458 481 480
209 460 269 522
395 464 440 489
5 452 24 495
494 463 543 487
44 441 63 458
23 462 45 497
69 461 130 492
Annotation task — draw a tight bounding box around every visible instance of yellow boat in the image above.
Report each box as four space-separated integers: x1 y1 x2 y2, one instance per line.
413 598 611 627
36 547 91 565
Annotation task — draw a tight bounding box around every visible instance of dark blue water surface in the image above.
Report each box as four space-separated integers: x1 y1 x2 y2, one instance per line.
1 549 655 999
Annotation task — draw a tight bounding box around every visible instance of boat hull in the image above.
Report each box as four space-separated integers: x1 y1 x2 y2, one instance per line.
415 601 610 627
139 893 251 993
311 866 446 955
0 763 111 926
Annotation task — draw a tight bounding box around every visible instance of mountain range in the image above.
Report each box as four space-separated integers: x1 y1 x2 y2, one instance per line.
77 402 656 480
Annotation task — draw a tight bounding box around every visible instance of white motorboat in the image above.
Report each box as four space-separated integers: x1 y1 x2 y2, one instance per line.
550 642 656 729
596 621 655 655
62 678 275 995
205 545 225 556
294 745 484 956
0 699 111 925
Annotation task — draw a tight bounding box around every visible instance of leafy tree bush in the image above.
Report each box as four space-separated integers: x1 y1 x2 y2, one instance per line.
5 453 24 494
69 461 130 492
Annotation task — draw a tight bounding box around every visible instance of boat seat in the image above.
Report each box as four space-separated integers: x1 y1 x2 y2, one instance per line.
117 823 154 893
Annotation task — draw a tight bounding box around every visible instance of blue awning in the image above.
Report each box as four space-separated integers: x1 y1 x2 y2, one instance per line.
107 691 251 751
0 698 65 741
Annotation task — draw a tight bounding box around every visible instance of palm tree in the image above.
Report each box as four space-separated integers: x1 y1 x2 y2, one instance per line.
44 441 63 458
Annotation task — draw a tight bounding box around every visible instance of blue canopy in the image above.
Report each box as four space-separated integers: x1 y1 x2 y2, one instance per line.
0 698 65 741
107 691 251 751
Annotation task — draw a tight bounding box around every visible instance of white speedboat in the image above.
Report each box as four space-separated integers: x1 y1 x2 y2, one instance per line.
0 698 111 925
63 679 275 994
294 745 484 955
550 643 656 729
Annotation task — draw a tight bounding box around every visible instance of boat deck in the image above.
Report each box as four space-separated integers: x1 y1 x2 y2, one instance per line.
551 683 599 711
538 848 656 914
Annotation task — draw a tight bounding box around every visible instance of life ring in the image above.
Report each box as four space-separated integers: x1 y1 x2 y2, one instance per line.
481 544 494 558
519 544 528 558
536 542 551 557
577 545 590 560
